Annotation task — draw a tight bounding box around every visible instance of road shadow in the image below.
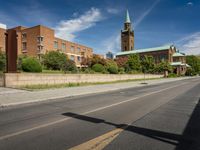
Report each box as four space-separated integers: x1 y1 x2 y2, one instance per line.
62 98 200 149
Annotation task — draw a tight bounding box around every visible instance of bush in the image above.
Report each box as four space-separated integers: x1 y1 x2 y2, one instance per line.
61 60 77 73
92 64 105 73
83 68 96 74
17 54 27 71
0 52 6 71
42 51 67 70
118 67 125 74
106 59 118 74
107 66 118 74
22 57 42 72
168 73 178 78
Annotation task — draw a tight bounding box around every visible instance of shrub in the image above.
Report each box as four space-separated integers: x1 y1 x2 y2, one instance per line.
106 59 118 74
92 64 105 73
42 51 67 70
107 66 118 74
83 68 96 74
168 73 178 78
61 60 77 73
118 67 125 74
17 54 27 71
0 52 6 71
22 57 42 72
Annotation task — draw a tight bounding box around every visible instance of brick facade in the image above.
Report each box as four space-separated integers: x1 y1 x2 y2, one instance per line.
6 25 93 67
0 28 6 52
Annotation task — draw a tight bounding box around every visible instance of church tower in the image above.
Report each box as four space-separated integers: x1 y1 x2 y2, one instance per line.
121 10 134 51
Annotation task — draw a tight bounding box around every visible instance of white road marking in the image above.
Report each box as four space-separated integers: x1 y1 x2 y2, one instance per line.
0 82 188 141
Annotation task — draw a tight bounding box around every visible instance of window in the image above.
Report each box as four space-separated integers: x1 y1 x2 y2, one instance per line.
37 45 44 53
22 42 27 50
70 46 75 52
62 43 66 51
37 36 44 43
77 56 81 62
77 47 81 52
70 55 75 61
54 41 58 49
22 33 27 39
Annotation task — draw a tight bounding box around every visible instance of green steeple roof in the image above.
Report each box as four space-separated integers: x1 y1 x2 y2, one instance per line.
125 10 131 23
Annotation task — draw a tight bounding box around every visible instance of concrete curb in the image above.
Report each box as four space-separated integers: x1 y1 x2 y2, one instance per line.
0 77 198 108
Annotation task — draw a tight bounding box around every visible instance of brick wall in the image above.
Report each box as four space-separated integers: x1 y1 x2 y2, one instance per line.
0 28 6 52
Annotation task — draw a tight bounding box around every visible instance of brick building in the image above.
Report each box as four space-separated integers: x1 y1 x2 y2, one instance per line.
116 10 188 75
5 25 93 67
0 28 6 52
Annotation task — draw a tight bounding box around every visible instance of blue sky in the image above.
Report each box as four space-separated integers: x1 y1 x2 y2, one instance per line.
0 0 200 55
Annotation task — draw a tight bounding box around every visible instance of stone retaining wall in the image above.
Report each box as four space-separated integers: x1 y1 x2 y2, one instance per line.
4 73 163 88
0 75 4 87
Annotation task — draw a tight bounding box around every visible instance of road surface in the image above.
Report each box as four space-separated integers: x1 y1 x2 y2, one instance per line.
0 77 200 150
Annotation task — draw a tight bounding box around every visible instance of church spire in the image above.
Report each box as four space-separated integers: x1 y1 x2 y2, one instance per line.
125 10 131 23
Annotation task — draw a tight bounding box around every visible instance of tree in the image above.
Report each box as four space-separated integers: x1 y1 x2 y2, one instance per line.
42 51 67 70
0 52 6 71
141 55 155 73
115 57 128 68
127 54 141 71
186 55 200 74
155 61 172 73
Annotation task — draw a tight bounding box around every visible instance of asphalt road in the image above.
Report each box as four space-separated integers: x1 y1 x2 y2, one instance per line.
0 77 200 150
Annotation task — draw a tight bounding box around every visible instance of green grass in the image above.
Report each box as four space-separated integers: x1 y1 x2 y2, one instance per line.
21 77 162 90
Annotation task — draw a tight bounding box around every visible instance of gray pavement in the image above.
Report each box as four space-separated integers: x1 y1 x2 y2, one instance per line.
0 77 197 107
0 77 199 150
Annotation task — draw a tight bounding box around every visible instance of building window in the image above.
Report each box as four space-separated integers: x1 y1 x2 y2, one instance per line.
54 41 58 49
62 43 66 51
77 56 81 62
70 46 75 52
22 33 27 39
22 42 27 50
37 45 44 52
77 47 81 52
70 55 75 61
37 36 44 43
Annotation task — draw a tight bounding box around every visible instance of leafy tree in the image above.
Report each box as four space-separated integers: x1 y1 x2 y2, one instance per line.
21 57 42 72
116 57 128 68
127 54 141 71
141 55 155 73
186 55 200 74
42 51 67 70
155 61 172 73
0 52 6 71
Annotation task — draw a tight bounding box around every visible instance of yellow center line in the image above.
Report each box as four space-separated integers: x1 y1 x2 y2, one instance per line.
69 125 128 150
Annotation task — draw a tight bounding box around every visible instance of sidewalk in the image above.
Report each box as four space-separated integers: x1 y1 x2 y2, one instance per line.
0 77 197 107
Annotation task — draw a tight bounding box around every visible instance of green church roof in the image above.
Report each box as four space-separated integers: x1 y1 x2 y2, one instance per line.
116 45 172 56
173 52 185 57
125 10 131 23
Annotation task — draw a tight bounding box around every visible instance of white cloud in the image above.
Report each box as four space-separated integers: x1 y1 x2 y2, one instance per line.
0 23 6 29
55 7 103 41
102 33 121 53
107 8 120 14
176 32 200 55
135 0 160 28
187 2 193 6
